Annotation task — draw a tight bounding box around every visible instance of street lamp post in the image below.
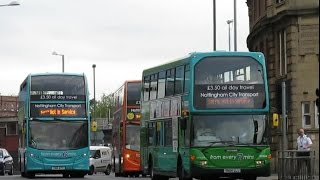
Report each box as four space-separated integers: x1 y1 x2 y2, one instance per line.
212 0 216 51
233 0 237 51
52 51 64 73
0 1 20 7
92 64 96 145
227 19 233 51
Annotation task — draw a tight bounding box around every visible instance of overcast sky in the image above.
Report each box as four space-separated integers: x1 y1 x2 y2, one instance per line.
0 0 249 100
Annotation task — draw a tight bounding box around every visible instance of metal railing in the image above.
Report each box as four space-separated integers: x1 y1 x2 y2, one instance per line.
278 150 316 180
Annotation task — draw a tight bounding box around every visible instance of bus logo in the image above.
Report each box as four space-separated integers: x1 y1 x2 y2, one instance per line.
62 152 68 158
236 153 244 160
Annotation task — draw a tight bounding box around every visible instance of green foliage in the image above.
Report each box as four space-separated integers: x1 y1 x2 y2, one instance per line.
90 93 114 118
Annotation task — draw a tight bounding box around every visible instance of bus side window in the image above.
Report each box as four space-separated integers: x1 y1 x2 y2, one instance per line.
164 120 172 146
143 76 150 101
165 69 175 96
156 122 161 146
150 74 158 100
157 71 166 99
175 66 184 94
148 122 155 146
184 65 190 93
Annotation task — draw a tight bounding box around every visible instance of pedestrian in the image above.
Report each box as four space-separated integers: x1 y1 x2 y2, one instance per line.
296 128 313 177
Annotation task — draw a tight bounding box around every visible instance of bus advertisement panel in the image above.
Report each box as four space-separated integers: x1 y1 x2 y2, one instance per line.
112 81 142 177
18 74 90 178
140 52 271 180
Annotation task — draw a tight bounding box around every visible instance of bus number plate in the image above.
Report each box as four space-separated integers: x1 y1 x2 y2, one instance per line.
52 166 65 170
224 169 241 173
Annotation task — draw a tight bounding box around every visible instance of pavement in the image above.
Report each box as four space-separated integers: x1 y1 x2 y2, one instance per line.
266 174 320 180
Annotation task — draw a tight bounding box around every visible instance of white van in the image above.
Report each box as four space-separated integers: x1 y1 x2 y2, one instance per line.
88 146 112 175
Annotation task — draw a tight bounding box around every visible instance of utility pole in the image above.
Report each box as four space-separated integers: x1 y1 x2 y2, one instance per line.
281 81 288 150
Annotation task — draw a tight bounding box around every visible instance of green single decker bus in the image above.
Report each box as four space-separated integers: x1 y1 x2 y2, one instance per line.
140 52 271 180
18 73 90 178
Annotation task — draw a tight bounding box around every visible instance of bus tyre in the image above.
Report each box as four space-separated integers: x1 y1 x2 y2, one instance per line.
25 172 35 178
244 176 257 180
70 173 85 178
178 164 191 180
88 166 94 175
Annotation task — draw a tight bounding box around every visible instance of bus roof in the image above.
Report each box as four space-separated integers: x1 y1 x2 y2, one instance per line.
142 51 264 76
28 72 86 77
124 80 141 84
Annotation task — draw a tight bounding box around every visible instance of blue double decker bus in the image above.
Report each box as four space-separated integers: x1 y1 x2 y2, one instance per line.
18 73 90 178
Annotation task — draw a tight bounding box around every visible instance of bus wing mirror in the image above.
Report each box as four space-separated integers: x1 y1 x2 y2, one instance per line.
180 117 187 130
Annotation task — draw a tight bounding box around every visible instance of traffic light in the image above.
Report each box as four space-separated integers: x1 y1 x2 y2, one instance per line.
316 88 319 107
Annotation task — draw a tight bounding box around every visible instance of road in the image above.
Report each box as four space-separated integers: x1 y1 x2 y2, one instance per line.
1 173 280 180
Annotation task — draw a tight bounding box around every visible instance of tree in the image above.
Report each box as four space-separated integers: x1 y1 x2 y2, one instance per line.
90 93 115 118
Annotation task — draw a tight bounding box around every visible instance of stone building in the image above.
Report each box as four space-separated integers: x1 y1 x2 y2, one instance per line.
0 95 19 169
246 0 319 173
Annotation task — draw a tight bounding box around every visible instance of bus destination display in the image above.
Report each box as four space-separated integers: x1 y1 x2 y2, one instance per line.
194 84 265 109
30 91 85 101
30 103 86 117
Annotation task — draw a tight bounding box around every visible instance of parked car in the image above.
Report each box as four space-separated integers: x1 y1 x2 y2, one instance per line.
0 148 13 176
88 146 112 175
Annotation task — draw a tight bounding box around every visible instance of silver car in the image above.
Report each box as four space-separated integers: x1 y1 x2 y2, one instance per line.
0 148 13 176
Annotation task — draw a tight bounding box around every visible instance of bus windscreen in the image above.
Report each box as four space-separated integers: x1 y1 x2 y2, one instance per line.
29 120 88 150
194 56 266 109
127 82 141 106
30 75 86 101
29 75 87 117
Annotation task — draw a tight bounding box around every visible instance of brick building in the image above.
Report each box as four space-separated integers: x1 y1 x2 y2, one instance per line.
246 0 319 173
0 95 19 169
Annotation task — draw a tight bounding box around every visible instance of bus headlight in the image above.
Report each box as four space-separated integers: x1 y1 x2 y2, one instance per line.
255 160 265 167
125 154 130 158
199 160 207 166
29 153 39 159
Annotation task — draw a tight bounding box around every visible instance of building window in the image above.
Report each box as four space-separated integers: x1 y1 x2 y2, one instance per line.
6 122 17 135
279 29 287 76
302 102 311 128
315 103 319 128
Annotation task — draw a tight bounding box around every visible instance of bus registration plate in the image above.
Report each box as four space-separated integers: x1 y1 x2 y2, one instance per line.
52 166 65 170
224 169 241 173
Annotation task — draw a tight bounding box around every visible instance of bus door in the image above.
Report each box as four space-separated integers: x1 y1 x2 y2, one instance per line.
158 119 176 172
178 116 190 171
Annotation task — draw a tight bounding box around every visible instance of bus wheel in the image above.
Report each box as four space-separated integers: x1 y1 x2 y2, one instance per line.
25 172 35 178
178 164 192 180
244 176 257 180
88 166 94 175
70 173 85 178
